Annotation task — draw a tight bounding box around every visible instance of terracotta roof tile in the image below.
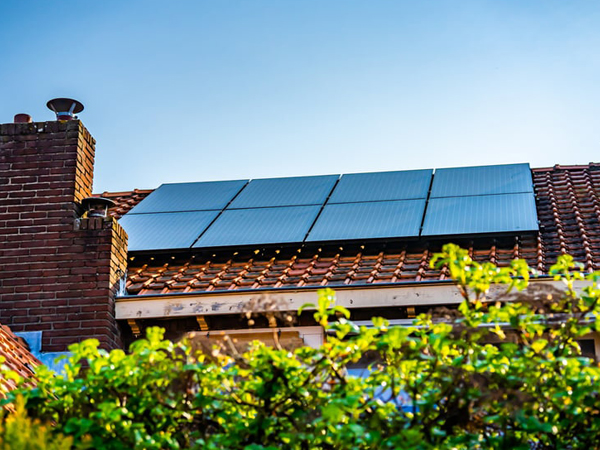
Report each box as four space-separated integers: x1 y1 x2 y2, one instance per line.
93 189 153 219
0 325 39 396
107 164 600 297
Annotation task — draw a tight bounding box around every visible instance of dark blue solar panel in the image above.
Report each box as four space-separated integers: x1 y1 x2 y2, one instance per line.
119 211 220 251
306 200 426 242
328 169 432 203
421 193 538 236
228 175 339 209
194 205 321 248
430 163 532 198
129 179 248 214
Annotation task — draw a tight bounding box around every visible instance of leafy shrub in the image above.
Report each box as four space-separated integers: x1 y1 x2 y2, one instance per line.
0 396 76 450
2 244 600 449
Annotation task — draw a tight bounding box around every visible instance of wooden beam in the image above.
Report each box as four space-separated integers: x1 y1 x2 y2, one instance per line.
115 279 590 321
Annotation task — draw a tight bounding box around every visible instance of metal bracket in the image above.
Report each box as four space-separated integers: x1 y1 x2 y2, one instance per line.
127 319 141 337
196 316 209 331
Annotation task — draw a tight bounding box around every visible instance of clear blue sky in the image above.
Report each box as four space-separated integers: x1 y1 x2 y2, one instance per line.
2 1 599 192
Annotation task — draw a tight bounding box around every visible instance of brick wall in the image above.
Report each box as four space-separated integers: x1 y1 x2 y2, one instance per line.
0 120 127 351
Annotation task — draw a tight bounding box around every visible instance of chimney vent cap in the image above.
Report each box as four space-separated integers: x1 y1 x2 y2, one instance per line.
14 113 32 123
46 98 84 120
81 197 115 218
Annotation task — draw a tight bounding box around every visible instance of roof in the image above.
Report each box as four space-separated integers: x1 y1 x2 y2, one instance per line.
111 164 600 297
94 189 154 220
0 325 39 395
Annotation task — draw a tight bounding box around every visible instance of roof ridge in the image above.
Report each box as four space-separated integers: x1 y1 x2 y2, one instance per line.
532 163 600 172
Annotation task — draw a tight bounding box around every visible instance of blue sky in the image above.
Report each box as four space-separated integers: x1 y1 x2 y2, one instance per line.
2 1 600 192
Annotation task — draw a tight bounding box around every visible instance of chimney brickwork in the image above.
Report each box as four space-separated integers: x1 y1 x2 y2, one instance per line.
0 120 126 352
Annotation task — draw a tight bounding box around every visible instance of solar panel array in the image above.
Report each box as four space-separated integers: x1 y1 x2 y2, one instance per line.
130 180 248 214
228 175 338 209
195 206 322 248
421 163 538 236
429 164 533 198
421 194 538 236
122 180 249 251
306 169 432 242
327 169 432 203
119 211 220 251
306 200 426 242
120 164 538 252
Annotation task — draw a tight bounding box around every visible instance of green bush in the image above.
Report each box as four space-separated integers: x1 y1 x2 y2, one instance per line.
2 244 600 449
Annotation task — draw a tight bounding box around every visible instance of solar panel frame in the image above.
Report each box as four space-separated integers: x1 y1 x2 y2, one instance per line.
421 193 539 237
429 163 533 198
128 179 248 214
194 205 322 248
328 169 433 204
119 210 221 251
227 174 339 209
305 199 426 242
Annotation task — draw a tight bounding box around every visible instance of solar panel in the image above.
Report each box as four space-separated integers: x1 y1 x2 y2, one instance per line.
119 211 220 251
328 169 433 203
228 175 339 209
129 179 248 214
194 205 322 248
306 200 426 242
430 163 532 198
421 193 538 236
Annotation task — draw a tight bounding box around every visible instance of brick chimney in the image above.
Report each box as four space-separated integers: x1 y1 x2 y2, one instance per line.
0 119 127 352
